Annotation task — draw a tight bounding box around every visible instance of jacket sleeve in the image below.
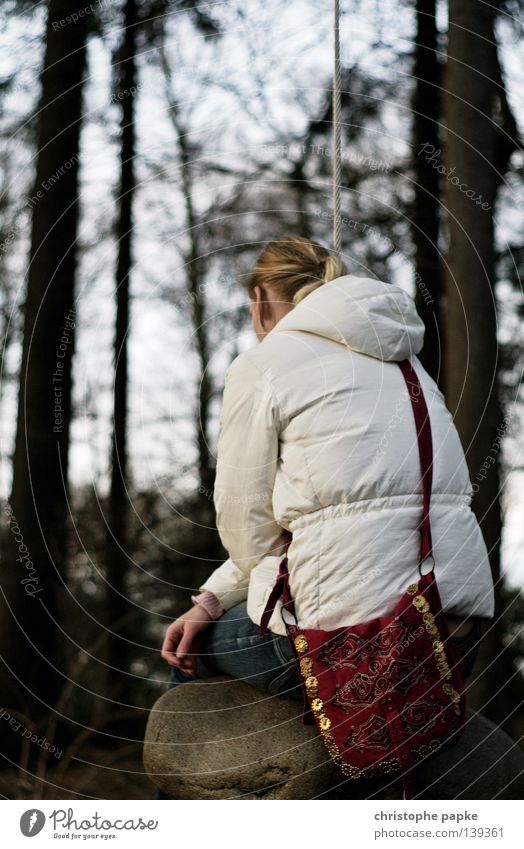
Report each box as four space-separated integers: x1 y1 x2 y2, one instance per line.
197 352 288 611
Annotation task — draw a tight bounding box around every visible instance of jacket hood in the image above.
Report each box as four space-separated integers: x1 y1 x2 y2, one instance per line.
266 274 425 361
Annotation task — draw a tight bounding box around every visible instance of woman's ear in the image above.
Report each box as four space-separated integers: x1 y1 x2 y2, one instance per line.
254 285 271 330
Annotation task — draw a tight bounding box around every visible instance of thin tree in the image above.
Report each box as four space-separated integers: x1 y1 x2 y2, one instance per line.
0 0 88 715
105 0 138 695
157 30 219 526
411 0 444 385
444 0 520 724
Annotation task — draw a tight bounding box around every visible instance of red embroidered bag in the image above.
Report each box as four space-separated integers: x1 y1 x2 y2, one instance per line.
258 359 466 797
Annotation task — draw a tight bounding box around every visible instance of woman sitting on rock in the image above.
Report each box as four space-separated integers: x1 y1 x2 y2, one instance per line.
160 235 494 709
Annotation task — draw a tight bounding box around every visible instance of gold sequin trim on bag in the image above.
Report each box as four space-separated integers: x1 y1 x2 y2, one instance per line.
294 635 308 653
443 682 461 715
412 597 430 614
305 675 319 697
408 584 461 712
300 657 313 676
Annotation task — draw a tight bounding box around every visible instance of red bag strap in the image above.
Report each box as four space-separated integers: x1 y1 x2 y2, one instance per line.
257 534 294 639
397 359 434 570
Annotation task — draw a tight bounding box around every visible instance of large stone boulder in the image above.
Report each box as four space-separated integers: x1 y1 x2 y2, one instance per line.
143 676 524 800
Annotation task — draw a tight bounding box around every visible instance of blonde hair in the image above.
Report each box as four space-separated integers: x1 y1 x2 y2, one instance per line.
244 236 347 306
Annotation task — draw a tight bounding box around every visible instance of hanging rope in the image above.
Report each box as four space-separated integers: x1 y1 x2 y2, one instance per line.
332 0 342 254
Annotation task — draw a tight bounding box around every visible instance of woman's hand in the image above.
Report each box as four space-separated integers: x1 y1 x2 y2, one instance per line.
161 605 213 675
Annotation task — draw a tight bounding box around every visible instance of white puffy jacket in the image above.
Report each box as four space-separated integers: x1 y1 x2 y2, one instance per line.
199 274 495 636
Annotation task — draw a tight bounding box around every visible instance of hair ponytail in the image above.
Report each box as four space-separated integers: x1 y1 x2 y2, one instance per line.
243 236 347 307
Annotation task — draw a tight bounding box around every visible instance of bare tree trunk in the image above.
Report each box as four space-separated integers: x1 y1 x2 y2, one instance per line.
291 159 312 239
411 0 445 386
105 0 137 694
179 142 214 520
159 47 215 524
444 0 518 726
0 0 87 716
